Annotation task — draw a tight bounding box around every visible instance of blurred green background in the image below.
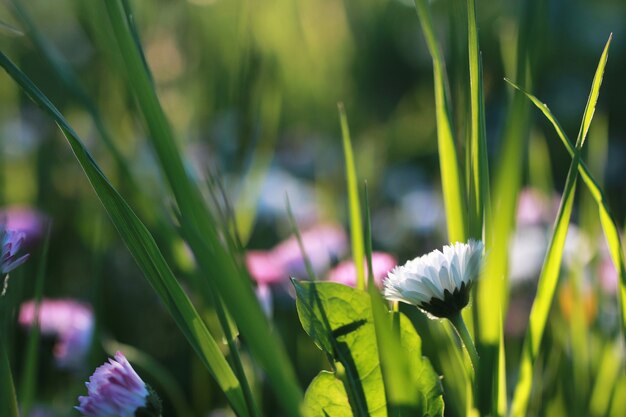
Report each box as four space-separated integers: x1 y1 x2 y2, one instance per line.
1 0 626 416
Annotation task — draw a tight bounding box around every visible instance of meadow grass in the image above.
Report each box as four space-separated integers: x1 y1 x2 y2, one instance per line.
0 0 625 416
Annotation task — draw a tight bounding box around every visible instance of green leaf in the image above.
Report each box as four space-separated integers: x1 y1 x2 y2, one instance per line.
0 52 250 417
304 371 354 417
295 280 386 416
295 281 445 417
413 0 467 243
508 34 613 417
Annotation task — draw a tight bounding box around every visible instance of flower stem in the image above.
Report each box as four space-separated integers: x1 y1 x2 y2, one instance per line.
449 312 480 374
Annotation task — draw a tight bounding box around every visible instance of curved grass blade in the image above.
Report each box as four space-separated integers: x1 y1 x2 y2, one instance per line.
338 103 365 290
508 35 613 417
414 0 467 243
0 52 250 417
102 1 303 413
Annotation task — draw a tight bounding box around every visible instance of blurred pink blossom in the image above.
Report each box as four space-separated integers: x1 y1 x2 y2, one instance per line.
245 251 285 286
273 223 348 277
19 299 94 369
246 223 348 285
0 206 47 246
598 257 618 295
246 224 348 316
328 252 397 288
516 188 552 226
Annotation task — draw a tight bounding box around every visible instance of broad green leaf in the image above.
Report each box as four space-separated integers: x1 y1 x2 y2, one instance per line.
338 103 365 290
102 2 303 414
304 371 353 417
509 35 612 417
294 281 386 416
413 0 467 243
0 52 249 417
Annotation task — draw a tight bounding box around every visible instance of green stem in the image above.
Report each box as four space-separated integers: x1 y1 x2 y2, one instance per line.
449 312 480 374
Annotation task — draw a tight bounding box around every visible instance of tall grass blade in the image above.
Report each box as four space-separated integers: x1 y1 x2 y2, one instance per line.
102 2 303 413
364 183 415 411
413 0 467 243
465 0 488 240
508 35 612 417
0 340 19 417
480 2 541 362
18 225 51 416
338 103 365 290
0 52 250 417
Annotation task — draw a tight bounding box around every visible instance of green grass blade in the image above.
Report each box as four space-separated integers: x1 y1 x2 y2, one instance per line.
508 83 626 339
102 2 303 413
465 0 488 240
0 341 19 417
0 52 250 417
481 0 540 349
338 103 365 290
285 195 318 282
508 35 612 417
414 0 467 243
364 181 412 407
589 342 622 417
18 225 51 416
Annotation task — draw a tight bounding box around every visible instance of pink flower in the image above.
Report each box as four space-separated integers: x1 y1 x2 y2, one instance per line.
246 223 348 285
77 352 159 417
19 299 93 369
0 206 47 246
245 251 285 286
273 223 348 277
328 252 397 288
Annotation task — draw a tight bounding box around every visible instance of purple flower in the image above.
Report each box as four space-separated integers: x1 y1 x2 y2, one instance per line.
19 299 94 369
1 228 29 274
0 226 30 296
77 352 161 417
327 252 397 288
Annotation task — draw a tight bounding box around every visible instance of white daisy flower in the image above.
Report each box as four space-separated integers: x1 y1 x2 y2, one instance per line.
384 239 484 318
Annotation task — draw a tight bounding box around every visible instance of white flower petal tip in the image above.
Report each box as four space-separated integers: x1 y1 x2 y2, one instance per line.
383 240 484 318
